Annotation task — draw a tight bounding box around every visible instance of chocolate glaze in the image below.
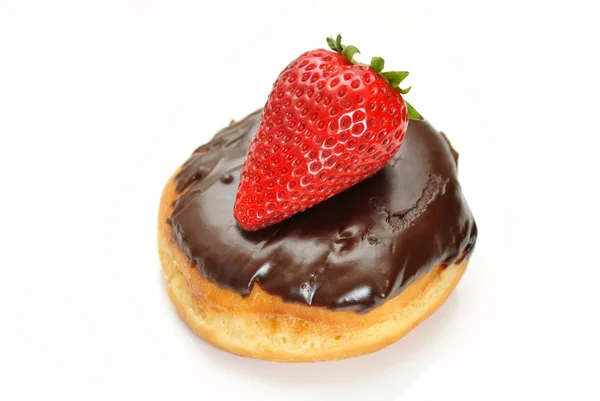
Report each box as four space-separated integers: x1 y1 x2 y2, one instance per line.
168 110 477 313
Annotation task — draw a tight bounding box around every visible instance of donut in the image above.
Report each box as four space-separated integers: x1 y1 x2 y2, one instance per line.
158 109 477 362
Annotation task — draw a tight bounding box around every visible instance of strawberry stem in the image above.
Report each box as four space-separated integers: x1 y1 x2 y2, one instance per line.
326 34 344 53
327 34 423 120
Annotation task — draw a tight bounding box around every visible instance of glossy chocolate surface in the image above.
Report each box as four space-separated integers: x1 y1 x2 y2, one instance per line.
168 110 477 313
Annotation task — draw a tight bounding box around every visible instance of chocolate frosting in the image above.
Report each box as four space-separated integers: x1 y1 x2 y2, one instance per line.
168 110 477 313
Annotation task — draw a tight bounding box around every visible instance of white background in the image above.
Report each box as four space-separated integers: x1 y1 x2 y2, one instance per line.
1 0 599 399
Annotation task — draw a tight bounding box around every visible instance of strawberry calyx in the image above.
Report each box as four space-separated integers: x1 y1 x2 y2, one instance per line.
326 34 423 120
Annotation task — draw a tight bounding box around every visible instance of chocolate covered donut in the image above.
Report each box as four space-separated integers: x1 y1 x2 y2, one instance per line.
158 109 477 361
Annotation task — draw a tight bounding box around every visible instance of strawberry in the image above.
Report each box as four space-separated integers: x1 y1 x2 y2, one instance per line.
234 34 422 231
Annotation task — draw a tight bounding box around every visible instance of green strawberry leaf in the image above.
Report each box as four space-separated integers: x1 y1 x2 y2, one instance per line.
326 36 337 51
370 57 385 73
381 71 409 87
405 101 423 120
341 45 360 62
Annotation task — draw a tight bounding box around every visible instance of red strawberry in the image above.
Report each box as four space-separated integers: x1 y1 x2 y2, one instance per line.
234 34 422 231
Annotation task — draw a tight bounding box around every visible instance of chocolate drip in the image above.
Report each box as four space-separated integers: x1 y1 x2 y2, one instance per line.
168 110 477 313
